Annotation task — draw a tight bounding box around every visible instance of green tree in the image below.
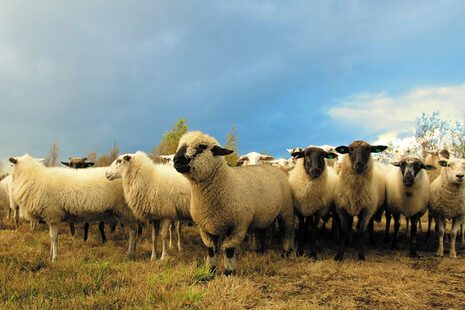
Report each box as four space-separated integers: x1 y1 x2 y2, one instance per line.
152 119 189 160
224 126 239 166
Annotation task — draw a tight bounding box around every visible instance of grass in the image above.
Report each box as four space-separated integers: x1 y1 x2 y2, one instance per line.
0 218 464 309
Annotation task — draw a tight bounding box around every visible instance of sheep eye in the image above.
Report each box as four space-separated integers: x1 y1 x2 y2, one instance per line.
117 159 121 164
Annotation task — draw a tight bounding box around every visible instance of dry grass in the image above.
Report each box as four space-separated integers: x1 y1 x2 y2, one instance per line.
0 218 464 309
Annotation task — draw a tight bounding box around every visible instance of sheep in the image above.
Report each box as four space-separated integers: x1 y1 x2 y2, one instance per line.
236 152 274 166
288 147 338 258
173 131 294 275
333 140 387 261
429 158 465 258
384 156 435 257
424 149 451 239
105 151 191 260
61 156 116 243
158 154 175 166
9 154 138 262
269 158 296 173
0 175 21 229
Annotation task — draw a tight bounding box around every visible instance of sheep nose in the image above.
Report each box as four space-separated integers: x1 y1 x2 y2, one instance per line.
457 174 464 180
354 162 364 172
310 168 320 175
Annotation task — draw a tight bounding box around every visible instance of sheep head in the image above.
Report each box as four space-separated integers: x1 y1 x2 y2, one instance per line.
106 153 134 180
437 158 465 186
335 140 387 174
174 131 233 181
391 157 435 187
292 147 337 179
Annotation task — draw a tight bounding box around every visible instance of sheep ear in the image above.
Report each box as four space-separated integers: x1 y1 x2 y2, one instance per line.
261 155 274 161
123 155 132 161
9 157 17 164
325 152 338 160
422 164 436 170
439 149 450 159
291 151 304 159
370 145 388 153
85 162 95 168
82 157 88 161
390 161 401 167
211 146 233 156
438 160 448 167
61 162 71 167
335 146 349 154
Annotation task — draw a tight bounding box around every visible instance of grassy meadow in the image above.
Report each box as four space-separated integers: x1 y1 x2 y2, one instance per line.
0 218 464 309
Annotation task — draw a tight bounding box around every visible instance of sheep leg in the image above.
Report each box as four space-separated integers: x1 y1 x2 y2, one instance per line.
309 214 321 259
110 222 117 233
127 225 138 259
49 223 59 262
460 223 465 246
168 222 174 250
426 212 433 242
98 222 107 243
7 209 11 220
357 212 369 261
222 226 249 274
296 213 307 256
277 211 295 256
69 223 75 236
176 221 182 252
14 206 19 230
418 219 423 233
367 217 376 246
151 220 160 261
160 219 171 260
409 215 420 258
83 223 89 241
334 208 349 261
450 216 464 258
255 229 267 254
199 229 219 273
436 215 445 257
405 217 410 238
391 214 400 250
137 223 143 236
347 215 354 245
384 212 392 244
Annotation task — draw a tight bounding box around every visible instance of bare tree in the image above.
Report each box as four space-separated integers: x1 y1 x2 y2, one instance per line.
44 143 60 167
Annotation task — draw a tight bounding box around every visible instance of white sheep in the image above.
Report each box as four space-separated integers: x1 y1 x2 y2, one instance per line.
333 140 387 261
173 131 294 275
288 147 338 258
105 151 191 260
430 158 465 258
9 154 139 262
384 156 435 257
236 151 274 166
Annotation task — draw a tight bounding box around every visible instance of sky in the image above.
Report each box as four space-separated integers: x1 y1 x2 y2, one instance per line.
1 0 465 165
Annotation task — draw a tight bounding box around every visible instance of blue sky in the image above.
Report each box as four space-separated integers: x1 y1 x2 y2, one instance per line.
1 1 465 163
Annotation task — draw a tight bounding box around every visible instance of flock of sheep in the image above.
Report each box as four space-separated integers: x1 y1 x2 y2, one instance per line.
1 130 464 275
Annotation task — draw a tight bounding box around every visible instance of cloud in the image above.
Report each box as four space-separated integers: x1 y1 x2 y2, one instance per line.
328 84 465 143
1 1 465 158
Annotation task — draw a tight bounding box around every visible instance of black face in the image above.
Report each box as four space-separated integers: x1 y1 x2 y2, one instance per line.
336 141 387 174
174 145 191 173
61 161 94 169
293 147 337 179
392 158 435 187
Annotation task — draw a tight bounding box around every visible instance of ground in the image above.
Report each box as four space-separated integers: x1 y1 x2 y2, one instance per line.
0 218 464 309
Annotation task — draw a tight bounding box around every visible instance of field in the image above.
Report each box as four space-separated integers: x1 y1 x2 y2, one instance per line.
0 218 464 309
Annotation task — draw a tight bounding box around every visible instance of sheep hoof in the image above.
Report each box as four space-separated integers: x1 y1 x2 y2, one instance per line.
224 269 234 276
409 251 420 258
309 251 317 260
358 253 366 261
449 252 457 259
436 252 443 257
281 250 291 258
334 252 344 261
296 248 304 257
